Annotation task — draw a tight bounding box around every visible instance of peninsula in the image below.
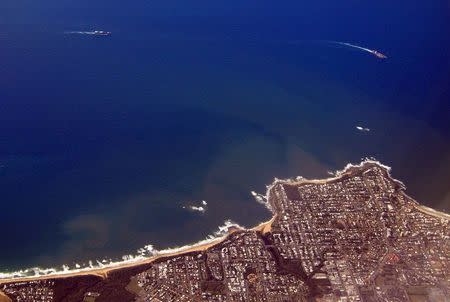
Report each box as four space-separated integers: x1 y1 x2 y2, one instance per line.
1 161 449 301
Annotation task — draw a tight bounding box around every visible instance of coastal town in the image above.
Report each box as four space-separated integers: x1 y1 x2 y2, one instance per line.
1 161 449 301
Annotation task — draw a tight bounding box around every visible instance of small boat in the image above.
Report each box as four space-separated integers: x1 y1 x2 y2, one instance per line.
372 50 387 59
91 30 111 36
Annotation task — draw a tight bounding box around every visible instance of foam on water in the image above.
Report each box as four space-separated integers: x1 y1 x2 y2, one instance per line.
182 200 209 213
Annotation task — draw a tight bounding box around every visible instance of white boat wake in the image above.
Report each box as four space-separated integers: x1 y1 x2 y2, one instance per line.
65 31 96 35
356 125 371 132
328 41 387 59
64 30 111 36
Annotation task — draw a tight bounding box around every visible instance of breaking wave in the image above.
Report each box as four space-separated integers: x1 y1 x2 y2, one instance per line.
251 191 272 211
182 200 208 213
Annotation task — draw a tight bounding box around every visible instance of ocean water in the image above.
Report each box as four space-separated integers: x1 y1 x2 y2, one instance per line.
1 1 449 271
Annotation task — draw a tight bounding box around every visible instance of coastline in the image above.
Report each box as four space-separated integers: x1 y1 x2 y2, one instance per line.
416 205 450 220
1 159 448 285
0 219 275 284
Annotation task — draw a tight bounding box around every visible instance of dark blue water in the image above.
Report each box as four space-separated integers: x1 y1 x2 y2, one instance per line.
1 1 449 270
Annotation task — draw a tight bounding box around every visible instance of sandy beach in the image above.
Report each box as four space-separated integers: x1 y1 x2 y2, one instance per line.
0 291 12 302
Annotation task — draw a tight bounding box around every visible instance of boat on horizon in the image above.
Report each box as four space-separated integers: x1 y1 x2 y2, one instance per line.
64 30 111 36
91 30 111 36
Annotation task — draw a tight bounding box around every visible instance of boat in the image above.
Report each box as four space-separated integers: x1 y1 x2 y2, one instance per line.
91 30 111 36
372 50 387 59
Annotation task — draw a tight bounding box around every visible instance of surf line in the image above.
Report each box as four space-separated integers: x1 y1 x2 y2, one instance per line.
327 41 387 59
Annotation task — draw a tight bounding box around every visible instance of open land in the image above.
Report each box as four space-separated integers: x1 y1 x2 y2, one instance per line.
1 161 449 301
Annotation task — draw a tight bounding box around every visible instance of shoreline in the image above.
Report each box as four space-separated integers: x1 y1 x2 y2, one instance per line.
0 219 275 284
416 204 450 220
1 159 448 285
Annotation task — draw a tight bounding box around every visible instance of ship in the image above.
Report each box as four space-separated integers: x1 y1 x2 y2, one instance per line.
372 50 387 59
91 30 111 36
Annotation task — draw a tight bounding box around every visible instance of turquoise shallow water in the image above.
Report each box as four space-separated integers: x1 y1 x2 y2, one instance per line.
0 4 449 270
